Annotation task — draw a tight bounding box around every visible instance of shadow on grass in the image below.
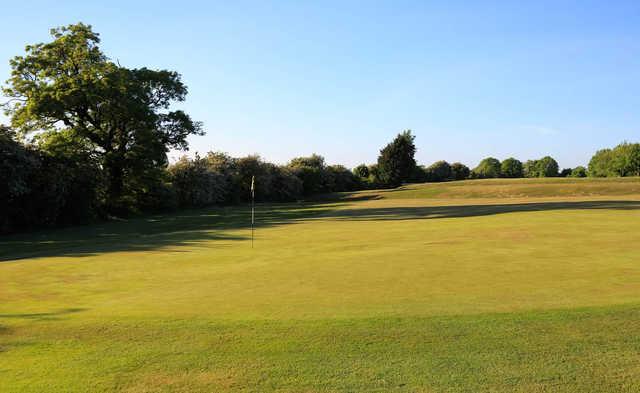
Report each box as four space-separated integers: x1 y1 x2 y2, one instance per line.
0 203 332 262
321 200 640 221
2 200 639 262
0 308 87 321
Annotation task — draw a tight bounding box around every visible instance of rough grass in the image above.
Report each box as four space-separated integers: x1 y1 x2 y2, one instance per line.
2 178 640 392
351 176 640 200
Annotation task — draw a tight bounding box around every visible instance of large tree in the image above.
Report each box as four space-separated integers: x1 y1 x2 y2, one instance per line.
2 23 202 212
377 130 417 187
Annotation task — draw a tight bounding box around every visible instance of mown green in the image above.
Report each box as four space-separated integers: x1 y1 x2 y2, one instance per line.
1 178 640 392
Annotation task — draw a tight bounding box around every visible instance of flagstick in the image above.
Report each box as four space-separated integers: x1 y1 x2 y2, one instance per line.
251 196 254 248
251 176 255 248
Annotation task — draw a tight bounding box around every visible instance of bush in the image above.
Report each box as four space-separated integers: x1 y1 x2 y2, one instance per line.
168 155 227 207
0 128 102 233
268 166 303 202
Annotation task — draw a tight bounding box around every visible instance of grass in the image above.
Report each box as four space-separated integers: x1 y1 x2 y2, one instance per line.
2 177 640 392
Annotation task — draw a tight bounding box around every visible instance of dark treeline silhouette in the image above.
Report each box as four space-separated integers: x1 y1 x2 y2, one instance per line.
1 23 639 234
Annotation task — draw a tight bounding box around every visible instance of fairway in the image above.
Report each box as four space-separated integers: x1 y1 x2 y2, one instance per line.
2 178 640 392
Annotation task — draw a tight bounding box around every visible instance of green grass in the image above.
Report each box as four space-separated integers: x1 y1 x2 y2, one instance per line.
2 178 640 392
350 176 640 200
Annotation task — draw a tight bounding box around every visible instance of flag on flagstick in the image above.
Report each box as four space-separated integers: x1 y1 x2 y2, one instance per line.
250 176 255 248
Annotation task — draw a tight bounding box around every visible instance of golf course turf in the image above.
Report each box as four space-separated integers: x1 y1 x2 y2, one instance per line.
1 178 640 392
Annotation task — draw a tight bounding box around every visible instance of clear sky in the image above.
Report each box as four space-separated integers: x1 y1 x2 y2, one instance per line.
1 1 639 169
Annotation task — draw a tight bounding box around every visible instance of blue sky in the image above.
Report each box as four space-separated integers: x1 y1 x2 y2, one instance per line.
1 1 639 169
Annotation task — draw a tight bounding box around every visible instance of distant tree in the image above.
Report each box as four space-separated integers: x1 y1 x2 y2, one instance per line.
377 130 417 187
523 160 538 177
268 166 303 202
587 142 640 177
570 166 587 178
537 156 559 177
288 154 329 195
425 160 452 182
472 157 501 178
367 164 382 185
353 164 369 179
410 165 429 183
500 158 523 178
524 156 559 177
236 155 274 201
611 142 640 176
450 162 470 180
559 168 573 177
2 23 202 213
328 165 359 192
588 149 615 177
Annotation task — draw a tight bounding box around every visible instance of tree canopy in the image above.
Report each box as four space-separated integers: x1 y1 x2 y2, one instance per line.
3 23 202 212
500 158 523 178
524 156 559 178
450 162 470 181
472 157 501 178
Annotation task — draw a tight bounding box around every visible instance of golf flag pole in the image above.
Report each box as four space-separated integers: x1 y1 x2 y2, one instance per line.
250 175 255 248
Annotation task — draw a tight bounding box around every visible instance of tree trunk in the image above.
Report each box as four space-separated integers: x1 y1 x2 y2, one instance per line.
104 154 125 214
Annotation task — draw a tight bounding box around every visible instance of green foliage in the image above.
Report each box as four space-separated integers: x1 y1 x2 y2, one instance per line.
611 142 640 176
500 158 523 178
288 154 330 195
0 126 101 233
472 157 501 179
3 23 202 214
559 168 573 177
524 156 559 178
168 155 227 207
353 164 369 179
570 166 587 178
588 142 640 177
367 164 383 186
328 165 359 192
450 162 470 180
424 160 452 182
376 130 417 187
537 156 559 177
169 153 305 205
588 149 615 177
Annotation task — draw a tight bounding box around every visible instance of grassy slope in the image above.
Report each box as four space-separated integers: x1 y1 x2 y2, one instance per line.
1 178 640 392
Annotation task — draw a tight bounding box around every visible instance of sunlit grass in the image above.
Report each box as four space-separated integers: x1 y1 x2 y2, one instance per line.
1 178 640 392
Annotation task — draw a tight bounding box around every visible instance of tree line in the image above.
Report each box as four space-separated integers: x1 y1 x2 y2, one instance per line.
1 24 639 234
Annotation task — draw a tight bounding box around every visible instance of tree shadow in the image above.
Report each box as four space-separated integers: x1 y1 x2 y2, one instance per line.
0 308 87 321
321 200 640 221
0 203 333 261
309 191 383 202
2 200 639 262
